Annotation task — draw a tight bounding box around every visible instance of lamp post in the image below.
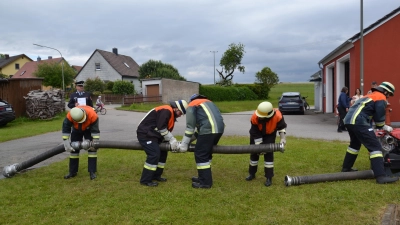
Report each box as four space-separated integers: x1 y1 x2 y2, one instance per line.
210 51 218 85
33 43 64 91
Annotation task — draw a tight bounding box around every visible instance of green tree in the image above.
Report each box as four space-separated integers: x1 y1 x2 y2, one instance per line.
0 73 7 78
255 67 279 88
112 80 135 95
33 61 75 88
138 59 186 81
216 43 246 86
84 77 106 93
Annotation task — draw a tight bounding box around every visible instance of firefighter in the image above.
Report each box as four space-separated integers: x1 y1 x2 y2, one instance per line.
177 94 225 189
136 100 188 187
62 105 100 180
245 101 287 187
67 81 93 109
341 81 398 184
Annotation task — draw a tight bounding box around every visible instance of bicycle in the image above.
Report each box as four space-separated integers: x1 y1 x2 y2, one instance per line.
302 96 311 110
94 104 107 115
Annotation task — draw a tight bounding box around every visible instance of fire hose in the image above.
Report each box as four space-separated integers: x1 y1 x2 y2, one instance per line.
2 140 284 178
284 170 375 186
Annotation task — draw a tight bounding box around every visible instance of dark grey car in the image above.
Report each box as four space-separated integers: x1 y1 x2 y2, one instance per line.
0 99 16 126
278 92 305 115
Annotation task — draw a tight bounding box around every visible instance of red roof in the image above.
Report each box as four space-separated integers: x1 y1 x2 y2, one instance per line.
11 57 63 79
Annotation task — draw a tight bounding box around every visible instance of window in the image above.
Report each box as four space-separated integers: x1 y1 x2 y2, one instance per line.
20 71 26 76
15 63 19 69
124 62 130 68
95 63 101 70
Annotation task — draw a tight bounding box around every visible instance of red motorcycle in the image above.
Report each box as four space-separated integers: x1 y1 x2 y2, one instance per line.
376 128 400 175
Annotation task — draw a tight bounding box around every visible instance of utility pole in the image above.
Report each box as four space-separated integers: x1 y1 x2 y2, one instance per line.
360 0 364 93
210 51 218 85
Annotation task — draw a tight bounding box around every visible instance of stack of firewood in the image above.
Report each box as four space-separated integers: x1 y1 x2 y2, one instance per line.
24 89 65 120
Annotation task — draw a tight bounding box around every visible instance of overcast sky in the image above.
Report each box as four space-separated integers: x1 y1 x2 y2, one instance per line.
1 0 399 84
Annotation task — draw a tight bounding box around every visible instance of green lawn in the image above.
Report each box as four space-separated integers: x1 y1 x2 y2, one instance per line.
0 136 394 225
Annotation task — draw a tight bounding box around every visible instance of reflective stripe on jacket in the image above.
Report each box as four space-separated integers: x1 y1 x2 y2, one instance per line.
344 91 387 127
136 105 175 142
184 99 224 138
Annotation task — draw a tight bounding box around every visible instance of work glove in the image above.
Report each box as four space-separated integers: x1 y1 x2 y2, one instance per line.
279 132 286 146
177 136 191 153
169 137 179 152
382 125 393 133
63 139 74 152
163 131 174 141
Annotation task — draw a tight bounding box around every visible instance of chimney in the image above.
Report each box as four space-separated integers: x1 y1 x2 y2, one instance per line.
5 54 9 59
37 56 41 61
48 56 52 59
112 48 118 55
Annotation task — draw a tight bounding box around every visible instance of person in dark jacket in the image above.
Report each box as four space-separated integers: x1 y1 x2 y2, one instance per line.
245 101 287 187
341 81 398 184
62 105 100 180
337 86 351 132
68 81 93 109
177 94 225 189
136 100 188 187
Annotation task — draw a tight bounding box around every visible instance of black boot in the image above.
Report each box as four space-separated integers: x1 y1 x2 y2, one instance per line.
90 172 97 180
64 157 79 179
341 152 358 172
264 178 272 187
153 167 167 182
376 176 399 184
195 168 212 187
245 174 255 181
191 176 199 182
64 172 77 179
140 168 158 187
192 182 211 189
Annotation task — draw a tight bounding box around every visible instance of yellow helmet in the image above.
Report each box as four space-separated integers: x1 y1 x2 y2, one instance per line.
256 101 275 118
70 108 87 123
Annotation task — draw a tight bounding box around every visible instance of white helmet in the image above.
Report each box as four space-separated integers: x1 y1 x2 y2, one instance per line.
70 108 87 123
256 101 275 118
98 96 101 98
379 81 395 96
170 100 188 114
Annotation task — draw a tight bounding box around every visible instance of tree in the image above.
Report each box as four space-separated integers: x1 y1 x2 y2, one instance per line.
255 67 279 88
216 43 246 86
112 80 135 95
33 61 75 88
138 59 186 81
84 77 106 93
0 73 7 78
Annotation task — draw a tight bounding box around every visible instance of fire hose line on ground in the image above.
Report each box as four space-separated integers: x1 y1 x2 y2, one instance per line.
284 170 375 186
2 140 284 178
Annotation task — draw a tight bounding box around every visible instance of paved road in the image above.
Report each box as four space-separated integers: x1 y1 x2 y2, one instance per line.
0 105 348 177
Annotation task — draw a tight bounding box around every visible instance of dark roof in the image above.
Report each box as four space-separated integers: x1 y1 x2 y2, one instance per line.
319 6 400 64
97 49 139 78
11 57 63 79
71 65 82 73
0 54 33 68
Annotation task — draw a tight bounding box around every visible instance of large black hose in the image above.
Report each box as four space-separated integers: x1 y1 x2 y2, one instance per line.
2 140 284 178
284 170 375 186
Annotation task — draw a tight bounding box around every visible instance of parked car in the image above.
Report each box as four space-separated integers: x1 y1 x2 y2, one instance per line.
0 99 16 126
278 92 305 115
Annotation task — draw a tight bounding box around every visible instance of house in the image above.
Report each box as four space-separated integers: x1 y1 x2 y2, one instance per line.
75 48 141 93
11 56 67 90
0 54 33 78
309 71 322 112
71 65 82 73
318 6 400 125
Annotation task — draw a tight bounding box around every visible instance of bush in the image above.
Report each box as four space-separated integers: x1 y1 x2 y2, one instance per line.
105 81 114 91
235 83 270 100
199 85 257 101
112 80 135 94
85 77 106 93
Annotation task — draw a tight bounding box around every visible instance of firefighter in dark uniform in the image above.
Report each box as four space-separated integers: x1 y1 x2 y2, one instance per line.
62 105 100 180
136 100 188 187
68 81 93 109
178 94 225 189
245 101 287 187
341 81 398 184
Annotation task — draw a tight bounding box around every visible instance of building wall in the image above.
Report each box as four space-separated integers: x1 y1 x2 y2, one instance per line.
77 51 141 93
322 12 400 124
161 79 199 103
1 56 32 77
